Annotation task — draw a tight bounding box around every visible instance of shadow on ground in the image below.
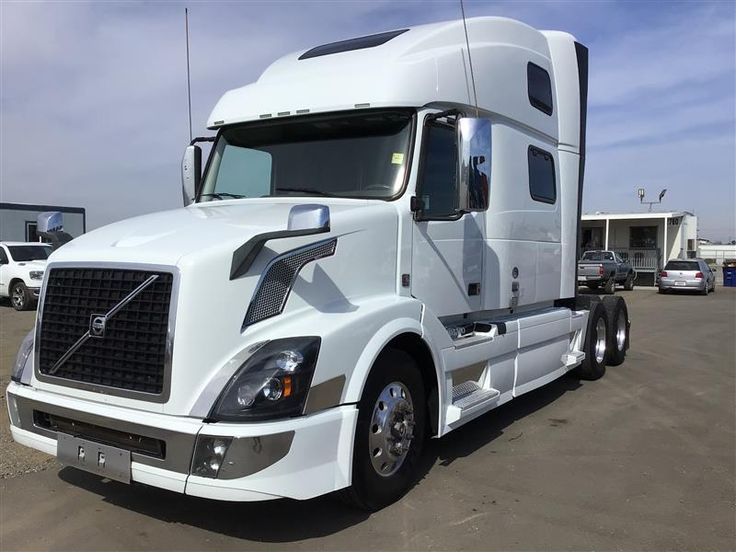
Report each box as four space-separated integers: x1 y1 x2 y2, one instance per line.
57 374 582 542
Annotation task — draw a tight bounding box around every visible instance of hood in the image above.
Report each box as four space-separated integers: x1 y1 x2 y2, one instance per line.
50 198 382 268
36 197 400 415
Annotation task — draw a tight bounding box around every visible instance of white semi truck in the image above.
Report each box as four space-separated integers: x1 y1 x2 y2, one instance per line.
8 17 630 510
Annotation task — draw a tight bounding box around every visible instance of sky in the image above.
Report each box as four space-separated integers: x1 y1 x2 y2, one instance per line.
1 1 734 240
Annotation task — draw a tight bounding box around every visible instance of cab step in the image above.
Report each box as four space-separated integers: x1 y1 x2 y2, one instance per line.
446 381 501 427
561 350 586 368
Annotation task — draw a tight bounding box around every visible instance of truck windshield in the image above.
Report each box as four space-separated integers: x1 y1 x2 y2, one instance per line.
8 245 52 261
200 110 413 201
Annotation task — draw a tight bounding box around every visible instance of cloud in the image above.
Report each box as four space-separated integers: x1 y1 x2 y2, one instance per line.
1 1 734 240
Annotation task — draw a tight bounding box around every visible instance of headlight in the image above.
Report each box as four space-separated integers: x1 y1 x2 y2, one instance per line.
209 337 320 421
29 271 44 280
11 330 34 384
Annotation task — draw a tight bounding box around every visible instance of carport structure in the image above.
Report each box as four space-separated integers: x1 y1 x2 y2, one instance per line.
580 211 698 286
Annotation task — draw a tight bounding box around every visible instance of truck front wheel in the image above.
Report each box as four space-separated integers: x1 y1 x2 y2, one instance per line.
10 282 31 311
340 349 426 511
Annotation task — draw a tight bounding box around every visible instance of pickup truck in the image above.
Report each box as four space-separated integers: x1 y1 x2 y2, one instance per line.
0 242 52 310
578 250 635 293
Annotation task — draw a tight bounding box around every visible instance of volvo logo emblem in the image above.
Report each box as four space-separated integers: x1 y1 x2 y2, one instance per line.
89 314 107 338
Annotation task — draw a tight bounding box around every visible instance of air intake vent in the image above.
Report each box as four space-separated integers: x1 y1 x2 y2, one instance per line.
243 239 337 328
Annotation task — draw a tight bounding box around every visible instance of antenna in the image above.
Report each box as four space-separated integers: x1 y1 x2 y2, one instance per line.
459 0 479 117
185 8 193 142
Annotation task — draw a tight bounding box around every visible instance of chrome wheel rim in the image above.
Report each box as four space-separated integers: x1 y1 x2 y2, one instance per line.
11 287 23 308
369 381 414 477
616 310 626 352
594 318 607 364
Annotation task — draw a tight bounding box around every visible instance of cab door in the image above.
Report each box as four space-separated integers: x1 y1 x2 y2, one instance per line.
411 118 485 318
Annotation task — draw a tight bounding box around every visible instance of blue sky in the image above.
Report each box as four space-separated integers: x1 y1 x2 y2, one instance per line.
1 1 734 240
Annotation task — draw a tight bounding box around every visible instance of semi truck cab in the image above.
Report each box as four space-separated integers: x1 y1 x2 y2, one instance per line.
7 17 630 510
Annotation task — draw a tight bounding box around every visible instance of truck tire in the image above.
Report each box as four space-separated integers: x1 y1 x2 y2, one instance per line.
10 281 31 311
623 272 635 291
603 277 615 294
573 300 608 380
339 348 426 511
601 296 629 366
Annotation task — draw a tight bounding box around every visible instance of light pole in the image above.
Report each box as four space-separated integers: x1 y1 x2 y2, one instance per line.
638 188 667 212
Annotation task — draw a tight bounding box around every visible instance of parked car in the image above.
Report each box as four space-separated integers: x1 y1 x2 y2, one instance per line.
0 242 52 310
659 259 715 295
578 250 636 293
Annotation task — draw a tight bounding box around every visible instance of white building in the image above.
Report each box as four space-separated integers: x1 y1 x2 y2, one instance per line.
0 202 86 242
698 243 736 266
581 211 697 286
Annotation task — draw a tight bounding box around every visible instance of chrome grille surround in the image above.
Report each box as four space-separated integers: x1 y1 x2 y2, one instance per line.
34 262 179 402
242 238 337 329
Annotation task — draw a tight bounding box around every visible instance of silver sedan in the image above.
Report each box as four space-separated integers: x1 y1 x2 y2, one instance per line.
659 259 715 295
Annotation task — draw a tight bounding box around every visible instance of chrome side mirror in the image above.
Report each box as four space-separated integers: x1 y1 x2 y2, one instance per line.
182 145 202 205
457 117 491 212
287 204 330 233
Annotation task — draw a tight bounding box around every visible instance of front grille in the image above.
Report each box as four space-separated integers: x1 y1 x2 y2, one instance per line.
38 267 173 395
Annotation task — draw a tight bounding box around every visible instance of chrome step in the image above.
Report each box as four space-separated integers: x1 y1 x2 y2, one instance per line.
452 381 500 410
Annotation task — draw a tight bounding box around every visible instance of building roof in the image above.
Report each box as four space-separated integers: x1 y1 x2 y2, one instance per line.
582 211 695 221
0 202 85 215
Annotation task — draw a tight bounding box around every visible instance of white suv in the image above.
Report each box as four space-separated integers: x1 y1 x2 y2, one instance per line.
0 242 52 311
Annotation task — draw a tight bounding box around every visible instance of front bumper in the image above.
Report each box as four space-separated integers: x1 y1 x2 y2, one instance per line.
29 287 41 299
6 382 357 501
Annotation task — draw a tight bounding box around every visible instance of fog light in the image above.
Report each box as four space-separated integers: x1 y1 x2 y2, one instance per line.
191 436 232 478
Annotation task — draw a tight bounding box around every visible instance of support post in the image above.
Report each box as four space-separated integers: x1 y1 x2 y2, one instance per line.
604 218 610 250
663 216 668 264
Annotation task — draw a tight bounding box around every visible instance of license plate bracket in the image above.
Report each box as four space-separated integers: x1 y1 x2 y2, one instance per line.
57 433 131 484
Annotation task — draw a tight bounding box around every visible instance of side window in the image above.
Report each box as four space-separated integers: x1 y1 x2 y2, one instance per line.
0 248 8 264
216 146 272 198
528 146 556 204
417 122 457 218
527 62 553 116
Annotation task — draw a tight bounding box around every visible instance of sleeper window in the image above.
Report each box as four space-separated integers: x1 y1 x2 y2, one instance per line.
528 146 556 204
527 62 553 116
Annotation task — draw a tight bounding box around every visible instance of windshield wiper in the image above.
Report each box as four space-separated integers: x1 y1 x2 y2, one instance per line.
276 187 334 197
200 192 246 200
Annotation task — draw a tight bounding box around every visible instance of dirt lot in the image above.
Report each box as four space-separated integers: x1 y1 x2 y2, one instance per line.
1 289 734 551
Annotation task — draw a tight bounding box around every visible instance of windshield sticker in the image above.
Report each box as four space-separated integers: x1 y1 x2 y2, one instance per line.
391 152 405 165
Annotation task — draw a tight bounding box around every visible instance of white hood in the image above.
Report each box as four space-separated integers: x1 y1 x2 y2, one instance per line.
37 198 400 414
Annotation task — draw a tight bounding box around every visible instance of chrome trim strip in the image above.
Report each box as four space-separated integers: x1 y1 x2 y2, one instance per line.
47 331 91 375
216 431 295 479
34 261 180 403
187 341 269 418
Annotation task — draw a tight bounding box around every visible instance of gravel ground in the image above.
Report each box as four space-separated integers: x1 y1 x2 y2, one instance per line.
1 289 734 551
0 302 54 478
